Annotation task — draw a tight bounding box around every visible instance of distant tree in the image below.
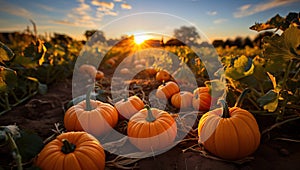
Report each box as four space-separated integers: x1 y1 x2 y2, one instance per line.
84 30 97 40
243 37 254 48
173 26 201 46
165 38 186 46
233 36 243 48
223 39 234 48
84 30 107 46
212 39 224 48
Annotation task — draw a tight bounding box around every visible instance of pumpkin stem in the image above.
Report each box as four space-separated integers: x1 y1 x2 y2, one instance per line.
61 139 76 154
234 88 251 108
145 105 156 122
85 85 94 111
219 100 230 118
162 80 166 86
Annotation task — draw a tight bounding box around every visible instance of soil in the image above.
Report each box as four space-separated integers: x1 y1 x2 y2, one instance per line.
0 73 299 170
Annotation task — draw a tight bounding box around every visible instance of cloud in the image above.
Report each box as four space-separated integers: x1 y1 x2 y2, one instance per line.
207 11 217 16
35 3 56 12
55 0 99 28
121 3 132 10
0 1 33 18
51 20 76 26
234 0 297 18
114 0 123 2
91 0 114 9
213 18 228 24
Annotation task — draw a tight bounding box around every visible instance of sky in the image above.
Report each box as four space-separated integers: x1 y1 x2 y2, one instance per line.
0 0 299 42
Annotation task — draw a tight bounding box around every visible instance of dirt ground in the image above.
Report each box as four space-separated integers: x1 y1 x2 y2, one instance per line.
0 76 299 170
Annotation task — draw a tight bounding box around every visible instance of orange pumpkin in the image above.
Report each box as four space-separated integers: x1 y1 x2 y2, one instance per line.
127 105 177 151
106 58 116 67
156 81 180 99
120 68 130 74
198 100 261 160
79 64 97 78
145 67 157 76
192 87 212 111
135 64 144 69
35 131 105 170
114 96 144 120
95 70 104 80
171 91 193 109
155 70 171 82
64 88 118 136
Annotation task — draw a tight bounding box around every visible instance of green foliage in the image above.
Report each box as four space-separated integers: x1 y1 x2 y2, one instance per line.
250 12 300 32
224 55 254 80
262 26 300 72
15 130 44 162
0 66 17 92
0 32 82 114
0 41 14 64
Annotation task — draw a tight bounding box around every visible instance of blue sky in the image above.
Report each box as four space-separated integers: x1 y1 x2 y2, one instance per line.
0 0 299 42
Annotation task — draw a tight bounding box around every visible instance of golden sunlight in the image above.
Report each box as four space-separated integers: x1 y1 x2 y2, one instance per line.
134 34 151 45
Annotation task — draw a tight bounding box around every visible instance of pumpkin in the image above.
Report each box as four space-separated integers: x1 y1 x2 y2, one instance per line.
156 81 180 100
120 68 130 74
95 70 104 80
171 91 193 109
192 87 212 111
145 67 157 76
135 64 144 70
114 95 144 120
106 58 116 67
79 64 97 78
155 70 171 82
139 58 146 65
127 105 177 151
64 88 118 136
35 131 105 170
198 100 261 160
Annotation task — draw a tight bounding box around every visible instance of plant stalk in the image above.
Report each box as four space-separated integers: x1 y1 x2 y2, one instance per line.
234 88 251 108
85 85 94 111
145 105 156 122
219 100 230 118
61 139 76 154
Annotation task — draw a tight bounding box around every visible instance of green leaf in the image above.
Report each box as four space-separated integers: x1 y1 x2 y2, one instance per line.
23 39 47 64
257 89 279 112
225 55 254 80
15 130 44 162
0 66 18 92
263 26 300 69
0 41 14 64
249 12 300 32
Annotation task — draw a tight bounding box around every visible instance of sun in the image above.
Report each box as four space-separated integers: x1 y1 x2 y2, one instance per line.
134 34 151 45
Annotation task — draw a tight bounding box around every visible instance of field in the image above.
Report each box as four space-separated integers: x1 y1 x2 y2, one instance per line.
0 13 300 170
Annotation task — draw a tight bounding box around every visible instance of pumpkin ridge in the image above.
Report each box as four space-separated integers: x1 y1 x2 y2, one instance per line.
63 153 81 170
77 147 104 168
53 153 64 169
238 115 261 150
74 150 99 169
38 150 59 169
227 119 240 159
230 118 242 159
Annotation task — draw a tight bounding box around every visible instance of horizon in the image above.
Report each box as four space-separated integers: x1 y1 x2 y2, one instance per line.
0 0 299 42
